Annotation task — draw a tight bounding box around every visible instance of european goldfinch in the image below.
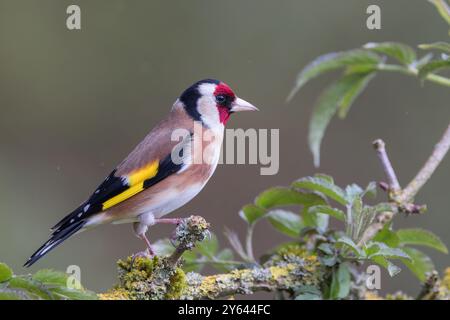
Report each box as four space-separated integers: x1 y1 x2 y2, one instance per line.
24 79 258 267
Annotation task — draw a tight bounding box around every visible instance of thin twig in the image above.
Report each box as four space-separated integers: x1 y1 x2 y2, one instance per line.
373 139 401 192
399 124 450 203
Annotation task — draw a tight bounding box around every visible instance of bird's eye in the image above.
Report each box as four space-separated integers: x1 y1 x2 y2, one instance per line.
215 95 226 104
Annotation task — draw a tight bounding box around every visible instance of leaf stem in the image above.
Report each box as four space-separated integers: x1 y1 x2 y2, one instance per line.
246 224 256 262
428 0 450 25
377 63 450 87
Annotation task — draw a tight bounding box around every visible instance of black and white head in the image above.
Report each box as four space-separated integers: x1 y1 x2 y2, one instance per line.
178 79 258 128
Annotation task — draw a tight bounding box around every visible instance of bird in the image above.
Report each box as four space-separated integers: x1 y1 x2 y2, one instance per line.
24 79 258 267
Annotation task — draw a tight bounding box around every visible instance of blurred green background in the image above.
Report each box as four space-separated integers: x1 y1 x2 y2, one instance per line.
0 0 449 297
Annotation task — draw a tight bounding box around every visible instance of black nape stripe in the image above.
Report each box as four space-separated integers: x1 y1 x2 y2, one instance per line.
179 79 220 122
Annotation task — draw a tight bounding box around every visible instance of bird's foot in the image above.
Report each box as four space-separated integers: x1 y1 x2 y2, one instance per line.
131 248 154 267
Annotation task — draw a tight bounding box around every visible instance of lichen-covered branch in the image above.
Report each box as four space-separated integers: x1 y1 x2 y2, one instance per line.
98 215 324 300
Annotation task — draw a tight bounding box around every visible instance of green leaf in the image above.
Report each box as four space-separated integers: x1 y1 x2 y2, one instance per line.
49 287 97 300
32 269 68 287
308 72 374 167
371 256 401 277
293 176 347 205
338 72 375 118
373 224 400 248
345 184 364 203
363 181 377 198
0 289 27 300
287 49 380 101
364 42 417 65
0 263 13 282
302 210 329 233
255 187 325 209
307 205 345 221
336 236 364 257
314 173 334 184
419 42 450 53
418 59 450 79
366 242 411 260
401 247 434 282
239 204 266 225
8 277 52 300
267 210 304 238
295 285 322 300
329 263 351 299
396 229 448 253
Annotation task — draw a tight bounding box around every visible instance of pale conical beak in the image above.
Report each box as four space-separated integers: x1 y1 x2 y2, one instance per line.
230 97 259 112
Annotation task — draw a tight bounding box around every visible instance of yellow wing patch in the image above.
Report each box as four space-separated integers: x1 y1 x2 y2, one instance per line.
102 160 159 210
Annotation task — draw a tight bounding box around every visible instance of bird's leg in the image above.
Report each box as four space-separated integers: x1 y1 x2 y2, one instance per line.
153 218 184 246
132 219 155 262
154 218 183 225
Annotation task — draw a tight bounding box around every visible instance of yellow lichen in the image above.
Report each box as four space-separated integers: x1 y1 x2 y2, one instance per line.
165 268 187 299
364 291 382 300
98 288 130 300
269 265 293 280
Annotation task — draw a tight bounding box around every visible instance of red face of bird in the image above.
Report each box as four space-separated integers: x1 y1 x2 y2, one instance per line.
179 79 258 128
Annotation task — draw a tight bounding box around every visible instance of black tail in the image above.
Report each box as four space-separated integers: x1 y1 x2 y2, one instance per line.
24 220 86 267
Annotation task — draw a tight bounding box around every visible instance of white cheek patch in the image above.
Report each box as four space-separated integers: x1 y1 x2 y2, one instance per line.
196 83 223 129
197 96 220 128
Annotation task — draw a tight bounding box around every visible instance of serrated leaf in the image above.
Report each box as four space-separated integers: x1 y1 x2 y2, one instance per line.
419 42 450 53
307 205 345 221
255 187 325 209
371 256 402 277
32 269 68 287
397 229 448 253
314 173 334 184
338 72 375 118
287 49 380 101
239 204 266 225
329 263 351 299
267 210 304 238
364 42 417 65
401 247 434 282
293 177 347 205
0 263 13 282
308 73 373 167
418 59 450 79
